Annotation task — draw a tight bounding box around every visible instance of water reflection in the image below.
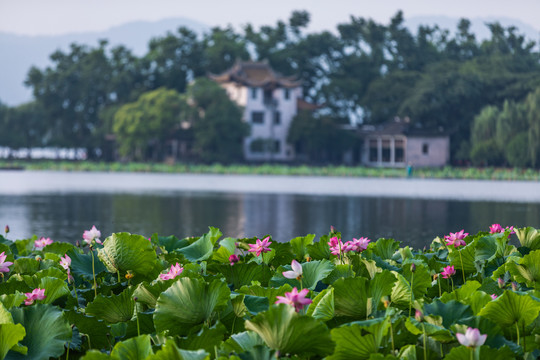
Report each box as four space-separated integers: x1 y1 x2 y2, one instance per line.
1 192 538 248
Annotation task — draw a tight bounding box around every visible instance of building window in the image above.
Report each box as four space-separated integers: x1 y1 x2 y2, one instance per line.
273 140 281 153
273 111 281 125
251 87 258 99
369 139 378 162
422 143 429 155
251 111 264 124
382 139 391 162
284 88 290 100
395 138 405 163
250 139 264 153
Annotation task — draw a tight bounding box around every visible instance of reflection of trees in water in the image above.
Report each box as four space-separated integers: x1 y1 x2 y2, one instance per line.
4 193 539 247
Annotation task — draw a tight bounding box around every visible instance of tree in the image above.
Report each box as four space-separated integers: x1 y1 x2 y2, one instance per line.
113 88 185 160
186 78 248 163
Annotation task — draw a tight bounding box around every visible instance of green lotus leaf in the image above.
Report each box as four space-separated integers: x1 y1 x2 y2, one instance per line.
373 238 400 260
237 284 293 305
468 291 493 315
38 276 70 304
221 331 264 354
475 233 508 262
324 264 355 285
507 249 540 289
266 242 295 268
80 350 111 359
424 300 473 328
270 259 334 290
12 258 39 275
85 288 134 323
0 324 26 360
177 228 222 262
245 304 333 357
133 281 175 308
6 304 71 360
443 345 516 360
124 311 155 338
390 264 431 308
328 317 390 360
157 235 190 252
241 294 269 315
154 278 230 336
65 311 110 350
147 339 209 360
67 249 107 281
479 290 540 328
398 345 417 360
307 287 334 321
13 239 33 257
42 242 74 255
404 317 454 342
448 241 477 273
290 234 316 260
305 238 331 260
110 335 153 360
98 232 158 279
514 227 540 250
439 280 481 303
212 238 237 263
177 323 226 354
358 258 382 279
210 263 271 289
335 271 396 319
0 294 25 309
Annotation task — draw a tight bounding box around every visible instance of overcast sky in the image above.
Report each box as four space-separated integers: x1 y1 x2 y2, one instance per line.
2 0 539 36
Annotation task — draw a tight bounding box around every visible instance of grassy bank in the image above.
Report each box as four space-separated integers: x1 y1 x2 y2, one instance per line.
2 159 540 181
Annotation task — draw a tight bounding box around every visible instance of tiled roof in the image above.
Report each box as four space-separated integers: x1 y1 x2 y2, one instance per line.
209 60 301 89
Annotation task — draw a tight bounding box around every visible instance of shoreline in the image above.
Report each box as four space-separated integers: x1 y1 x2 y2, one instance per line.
1 170 539 203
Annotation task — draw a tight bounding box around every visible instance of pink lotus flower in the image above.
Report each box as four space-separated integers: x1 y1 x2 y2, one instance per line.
444 230 468 248
34 237 53 250
490 294 497 300
275 287 312 312
456 327 487 348
328 236 344 255
343 237 371 253
83 226 102 245
415 309 424 322
441 265 456 279
282 260 303 279
24 288 46 306
248 237 272 257
489 224 515 236
59 254 71 271
4 225 9 234
159 263 183 280
0 252 13 273
229 254 239 266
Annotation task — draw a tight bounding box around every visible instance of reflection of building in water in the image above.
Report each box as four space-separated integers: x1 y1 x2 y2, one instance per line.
242 194 296 241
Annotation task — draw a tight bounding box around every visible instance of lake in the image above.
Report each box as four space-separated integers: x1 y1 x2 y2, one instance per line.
1 171 539 248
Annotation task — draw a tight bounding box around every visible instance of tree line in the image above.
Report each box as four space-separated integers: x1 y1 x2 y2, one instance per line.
1 10 539 165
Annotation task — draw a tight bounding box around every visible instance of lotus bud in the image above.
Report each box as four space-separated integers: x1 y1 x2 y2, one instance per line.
229 254 239 266
511 282 519 291
75 240 81 248
497 277 505 289
410 263 416 273
415 309 424 322
4 225 9 234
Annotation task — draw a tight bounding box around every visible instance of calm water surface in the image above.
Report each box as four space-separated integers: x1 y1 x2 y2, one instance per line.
2 191 539 248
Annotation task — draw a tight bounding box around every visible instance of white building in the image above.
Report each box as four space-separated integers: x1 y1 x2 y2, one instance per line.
210 61 303 161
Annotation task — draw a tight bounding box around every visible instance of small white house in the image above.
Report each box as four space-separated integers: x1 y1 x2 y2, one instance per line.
210 61 303 161
360 117 450 168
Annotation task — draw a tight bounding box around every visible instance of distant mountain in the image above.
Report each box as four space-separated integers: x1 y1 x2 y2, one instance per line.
0 18 209 106
1 15 538 106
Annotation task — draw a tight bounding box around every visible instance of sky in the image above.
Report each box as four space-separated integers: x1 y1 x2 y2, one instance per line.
1 0 539 36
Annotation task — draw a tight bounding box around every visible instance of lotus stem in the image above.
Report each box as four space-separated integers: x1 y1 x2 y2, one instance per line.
389 316 395 354
117 270 121 283
523 323 526 352
422 323 427 360
90 249 97 297
458 250 466 283
469 347 473 360
136 310 140 337
438 276 441 297
515 322 520 349
450 277 454 293
66 342 70 360
409 272 414 317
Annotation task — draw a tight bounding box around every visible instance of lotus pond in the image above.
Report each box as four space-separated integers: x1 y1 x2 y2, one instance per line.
0 224 540 359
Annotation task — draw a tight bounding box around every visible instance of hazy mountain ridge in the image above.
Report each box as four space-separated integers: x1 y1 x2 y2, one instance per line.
1 15 538 106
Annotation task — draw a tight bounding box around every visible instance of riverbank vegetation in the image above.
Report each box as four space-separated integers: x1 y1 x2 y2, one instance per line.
3 160 540 181
0 224 539 359
1 11 540 165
